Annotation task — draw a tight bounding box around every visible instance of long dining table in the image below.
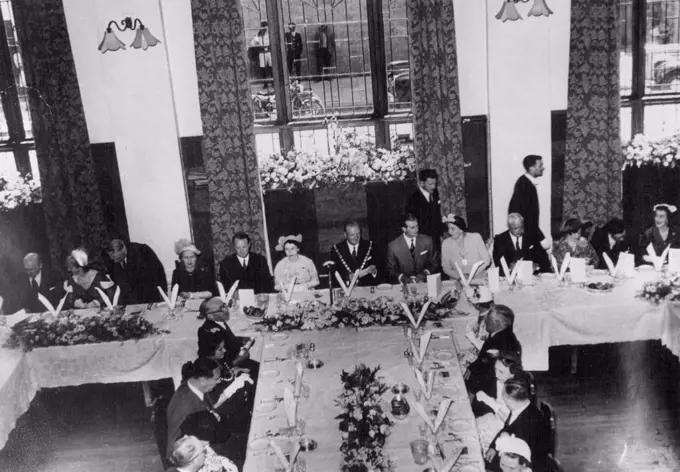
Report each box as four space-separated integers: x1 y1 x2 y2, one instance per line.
2 271 680 467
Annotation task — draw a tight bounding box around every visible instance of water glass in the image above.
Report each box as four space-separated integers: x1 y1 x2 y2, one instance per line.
410 439 430 465
418 421 428 437
309 343 316 353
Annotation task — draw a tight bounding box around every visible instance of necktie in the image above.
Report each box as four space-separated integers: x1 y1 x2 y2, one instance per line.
121 261 126 270
242 259 247 270
31 278 38 291
515 237 521 253
351 246 357 259
410 238 416 259
428 194 433 203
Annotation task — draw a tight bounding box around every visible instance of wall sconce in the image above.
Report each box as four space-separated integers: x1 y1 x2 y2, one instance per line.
496 0 553 22
98 17 161 53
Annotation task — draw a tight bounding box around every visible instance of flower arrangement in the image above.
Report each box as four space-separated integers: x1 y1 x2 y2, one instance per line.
257 295 459 332
622 133 680 170
637 273 680 304
0 171 41 211
336 364 394 472
258 124 415 191
4 309 168 351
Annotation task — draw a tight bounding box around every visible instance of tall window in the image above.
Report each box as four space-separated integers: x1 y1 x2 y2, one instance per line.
241 0 412 153
621 0 680 141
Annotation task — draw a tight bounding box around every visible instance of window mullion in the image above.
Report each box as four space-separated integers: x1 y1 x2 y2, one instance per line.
265 0 291 124
366 0 388 119
0 6 25 147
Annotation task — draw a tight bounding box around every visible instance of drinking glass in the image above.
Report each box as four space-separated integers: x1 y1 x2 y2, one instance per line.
410 439 430 465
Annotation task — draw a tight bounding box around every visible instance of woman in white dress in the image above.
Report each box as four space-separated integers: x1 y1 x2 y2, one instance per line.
273 234 319 292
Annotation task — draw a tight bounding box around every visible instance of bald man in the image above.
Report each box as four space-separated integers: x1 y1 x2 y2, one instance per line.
2 253 65 314
492 213 550 274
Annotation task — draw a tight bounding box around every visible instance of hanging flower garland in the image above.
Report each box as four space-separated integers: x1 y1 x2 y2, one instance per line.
622 133 680 170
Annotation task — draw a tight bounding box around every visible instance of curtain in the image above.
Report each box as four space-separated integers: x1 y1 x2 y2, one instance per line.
564 0 622 224
191 0 267 263
12 0 108 270
407 0 466 218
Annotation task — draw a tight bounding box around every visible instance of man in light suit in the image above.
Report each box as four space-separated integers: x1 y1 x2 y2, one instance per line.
331 220 378 286
508 155 544 243
493 213 550 274
3 253 64 314
386 213 440 283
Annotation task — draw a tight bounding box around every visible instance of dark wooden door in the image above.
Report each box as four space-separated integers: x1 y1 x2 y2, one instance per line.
462 116 491 241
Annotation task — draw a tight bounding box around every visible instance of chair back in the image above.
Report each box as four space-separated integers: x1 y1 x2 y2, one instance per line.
539 400 557 457
151 393 172 469
546 453 564 472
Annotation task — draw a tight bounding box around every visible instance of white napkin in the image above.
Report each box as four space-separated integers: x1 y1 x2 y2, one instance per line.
602 252 617 276
283 387 297 427
335 270 360 297
294 361 304 397
499 257 520 284
569 257 587 283
488 267 500 292
239 289 256 307
618 252 635 277
285 277 297 302
413 399 452 433
414 368 435 399
95 285 121 310
399 300 431 329
427 273 442 301
550 253 571 281
669 249 680 273
158 284 179 310
409 331 432 363
99 278 114 290
217 280 239 305
37 293 67 316
63 280 73 293
515 260 533 285
648 244 671 271
269 440 301 472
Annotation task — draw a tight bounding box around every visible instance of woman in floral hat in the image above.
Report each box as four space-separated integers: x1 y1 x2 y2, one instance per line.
65 248 116 309
171 239 216 299
273 234 319 292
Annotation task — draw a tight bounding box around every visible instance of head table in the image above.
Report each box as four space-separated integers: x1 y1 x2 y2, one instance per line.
1 271 680 467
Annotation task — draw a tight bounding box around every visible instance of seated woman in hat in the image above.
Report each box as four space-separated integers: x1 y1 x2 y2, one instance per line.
552 218 599 267
171 239 216 299
273 234 319 292
65 248 116 309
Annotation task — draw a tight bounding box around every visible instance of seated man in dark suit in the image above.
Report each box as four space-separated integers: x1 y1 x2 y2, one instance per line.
219 232 273 294
591 218 629 270
3 253 65 314
405 168 442 238
493 213 550 274
486 373 548 472
104 239 167 305
466 305 522 389
197 297 259 377
331 220 378 286
387 213 440 284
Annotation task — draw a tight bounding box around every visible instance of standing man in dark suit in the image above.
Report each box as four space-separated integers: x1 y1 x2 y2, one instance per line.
486 373 548 472
492 213 550 273
405 169 442 239
386 213 440 283
219 232 273 294
508 155 545 243
3 252 65 314
591 218 629 270
104 239 167 305
285 22 303 77
331 220 378 286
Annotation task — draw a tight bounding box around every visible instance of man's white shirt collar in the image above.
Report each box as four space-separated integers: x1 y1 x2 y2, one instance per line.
524 173 539 186
32 271 42 286
347 241 359 251
187 380 205 401
403 235 416 246
608 234 616 249
509 234 522 247
508 401 530 424
419 187 431 201
237 254 249 265
214 320 228 330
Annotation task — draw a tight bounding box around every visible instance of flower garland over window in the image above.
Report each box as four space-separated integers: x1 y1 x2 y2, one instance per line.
622 133 680 170
0 171 41 211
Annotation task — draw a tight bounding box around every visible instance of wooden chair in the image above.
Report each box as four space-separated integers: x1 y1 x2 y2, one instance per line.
538 400 557 457
546 453 565 472
150 392 172 469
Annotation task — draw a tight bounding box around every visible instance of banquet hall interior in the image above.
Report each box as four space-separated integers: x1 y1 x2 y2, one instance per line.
2 0 680 471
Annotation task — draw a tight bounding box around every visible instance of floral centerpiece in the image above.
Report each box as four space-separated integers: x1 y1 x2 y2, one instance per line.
258 123 415 191
0 171 41 211
4 309 167 351
622 133 680 170
257 295 460 332
637 273 680 304
336 364 393 472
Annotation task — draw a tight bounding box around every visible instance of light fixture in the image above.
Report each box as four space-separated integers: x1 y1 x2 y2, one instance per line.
98 17 161 53
496 0 553 22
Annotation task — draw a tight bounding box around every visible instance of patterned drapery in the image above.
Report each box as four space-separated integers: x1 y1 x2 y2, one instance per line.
564 0 622 224
407 0 466 218
13 0 108 269
190 0 267 263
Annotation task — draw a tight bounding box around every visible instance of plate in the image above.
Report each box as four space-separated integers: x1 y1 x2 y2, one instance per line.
460 466 480 472
249 438 270 450
638 265 655 272
377 284 392 291
255 402 277 413
450 419 472 432
262 369 280 379
307 358 324 369
271 333 290 341
591 269 607 276
433 350 454 361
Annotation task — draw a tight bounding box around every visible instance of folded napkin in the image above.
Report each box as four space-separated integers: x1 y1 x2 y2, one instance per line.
499 257 520 285
602 252 617 277
515 260 533 285
95 285 121 310
569 257 587 283
455 260 485 287
431 448 466 472
283 387 297 427
37 293 67 317
550 253 571 281
399 300 431 329
669 249 680 274
427 273 443 301
269 440 301 472
488 267 500 292
285 277 297 302
409 331 432 363
158 284 180 310
414 367 435 399
648 243 671 271
334 270 360 297
413 399 452 433
294 361 304 397
217 280 239 305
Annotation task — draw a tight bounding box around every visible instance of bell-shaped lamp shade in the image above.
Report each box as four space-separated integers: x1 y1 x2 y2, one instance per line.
98 29 125 53
528 0 553 17
496 0 522 22
130 26 161 51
